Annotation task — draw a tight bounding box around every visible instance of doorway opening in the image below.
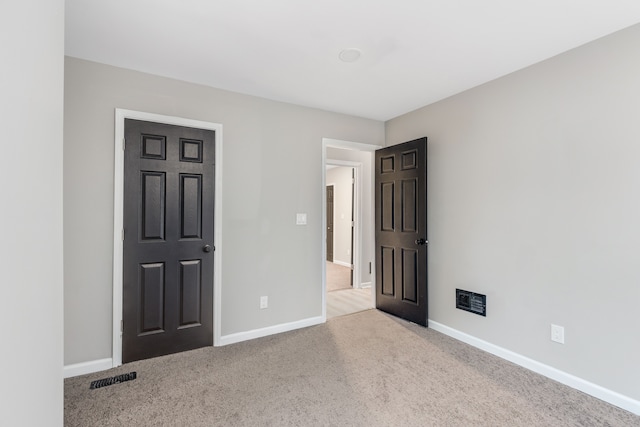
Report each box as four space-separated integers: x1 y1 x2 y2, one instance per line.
322 138 381 320
112 109 223 367
325 167 352 291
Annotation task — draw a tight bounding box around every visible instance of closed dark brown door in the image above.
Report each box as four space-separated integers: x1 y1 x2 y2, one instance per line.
375 137 428 326
326 185 334 262
123 119 214 363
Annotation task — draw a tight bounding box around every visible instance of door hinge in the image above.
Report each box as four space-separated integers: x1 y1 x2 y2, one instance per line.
120 320 123 333
122 229 125 241
122 138 126 151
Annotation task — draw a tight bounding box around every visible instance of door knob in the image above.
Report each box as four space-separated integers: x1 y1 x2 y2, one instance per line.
203 244 212 253
415 238 428 245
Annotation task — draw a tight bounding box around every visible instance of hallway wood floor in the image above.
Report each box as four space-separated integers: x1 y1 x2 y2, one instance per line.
327 287 373 319
325 261 352 292
326 261 373 319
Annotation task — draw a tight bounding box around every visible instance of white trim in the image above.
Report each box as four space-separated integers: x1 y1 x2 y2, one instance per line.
218 316 324 346
324 138 382 152
359 281 372 288
325 159 368 166
332 260 352 268
63 358 113 379
113 109 223 368
113 112 125 367
429 320 640 416
321 145 328 321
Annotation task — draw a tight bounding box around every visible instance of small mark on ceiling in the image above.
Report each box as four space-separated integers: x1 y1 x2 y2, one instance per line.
339 48 362 63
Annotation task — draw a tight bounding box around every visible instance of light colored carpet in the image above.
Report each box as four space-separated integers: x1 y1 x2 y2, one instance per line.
64 310 639 426
326 261 351 292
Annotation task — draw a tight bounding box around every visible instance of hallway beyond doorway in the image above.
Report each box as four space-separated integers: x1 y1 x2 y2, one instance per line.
326 261 372 319
326 261 351 292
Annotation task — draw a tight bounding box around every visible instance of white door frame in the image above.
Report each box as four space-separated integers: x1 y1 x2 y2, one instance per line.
112 109 223 367
321 138 381 319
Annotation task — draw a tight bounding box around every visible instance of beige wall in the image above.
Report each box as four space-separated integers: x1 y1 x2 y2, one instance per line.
386 24 640 401
1 1 65 425
64 57 384 365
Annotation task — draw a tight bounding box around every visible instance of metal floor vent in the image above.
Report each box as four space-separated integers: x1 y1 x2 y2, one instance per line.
90 372 137 390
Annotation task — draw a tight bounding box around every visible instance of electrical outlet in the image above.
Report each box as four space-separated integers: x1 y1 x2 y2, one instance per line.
551 324 564 344
260 296 268 309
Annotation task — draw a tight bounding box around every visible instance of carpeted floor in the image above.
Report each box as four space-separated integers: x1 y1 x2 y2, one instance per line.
64 310 639 426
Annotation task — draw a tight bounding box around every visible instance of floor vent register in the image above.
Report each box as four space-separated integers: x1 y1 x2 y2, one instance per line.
89 372 137 390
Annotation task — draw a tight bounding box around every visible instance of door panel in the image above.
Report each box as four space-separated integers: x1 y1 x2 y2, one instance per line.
179 259 202 327
375 137 428 326
381 182 394 231
123 119 214 363
140 262 165 334
402 179 417 232
381 246 395 296
402 248 418 303
180 174 202 238
141 172 166 240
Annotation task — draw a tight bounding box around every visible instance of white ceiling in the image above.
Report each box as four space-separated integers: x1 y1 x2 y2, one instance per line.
65 0 640 121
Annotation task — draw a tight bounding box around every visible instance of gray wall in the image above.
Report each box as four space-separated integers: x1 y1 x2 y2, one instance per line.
326 167 353 266
386 24 640 400
1 1 64 424
64 57 384 365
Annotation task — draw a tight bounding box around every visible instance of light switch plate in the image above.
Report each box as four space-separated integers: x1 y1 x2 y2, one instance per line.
296 213 307 225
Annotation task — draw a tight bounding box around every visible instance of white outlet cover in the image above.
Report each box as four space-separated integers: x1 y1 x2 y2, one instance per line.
296 213 307 225
551 324 565 344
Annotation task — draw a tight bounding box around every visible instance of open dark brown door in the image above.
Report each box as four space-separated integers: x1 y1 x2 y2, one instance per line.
375 137 428 326
123 119 214 362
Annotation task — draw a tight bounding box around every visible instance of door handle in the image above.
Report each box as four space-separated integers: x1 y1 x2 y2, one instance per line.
203 244 212 253
415 238 428 246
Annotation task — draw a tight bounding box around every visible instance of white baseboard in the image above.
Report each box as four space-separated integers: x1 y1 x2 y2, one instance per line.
218 316 324 346
332 260 352 268
428 320 640 416
358 281 372 289
64 358 113 379
63 317 325 377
